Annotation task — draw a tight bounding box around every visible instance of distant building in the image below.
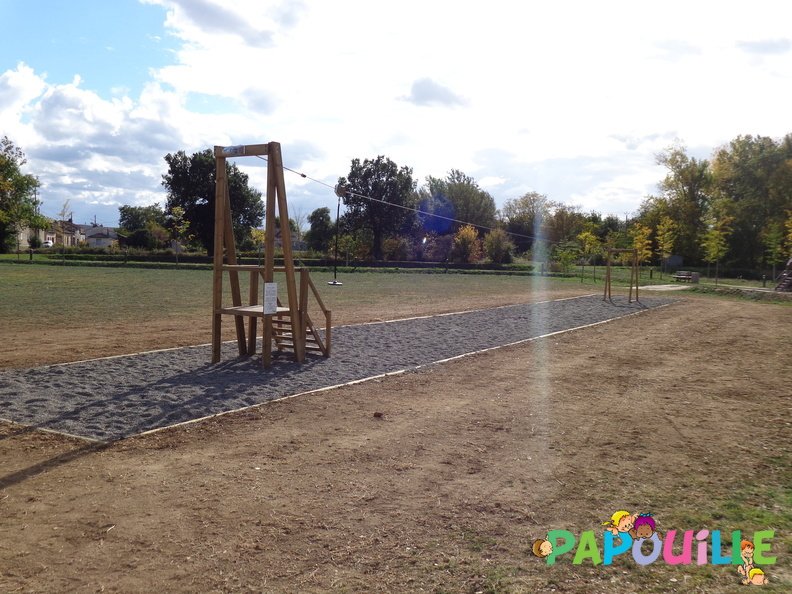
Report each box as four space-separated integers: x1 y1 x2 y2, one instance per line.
78 224 119 248
85 227 119 248
46 219 83 247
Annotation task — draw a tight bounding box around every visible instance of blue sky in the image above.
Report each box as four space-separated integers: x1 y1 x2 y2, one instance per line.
2 0 792 228
2 1 174 97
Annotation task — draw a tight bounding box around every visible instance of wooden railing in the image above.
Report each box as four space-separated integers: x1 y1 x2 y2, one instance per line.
298 267 331 357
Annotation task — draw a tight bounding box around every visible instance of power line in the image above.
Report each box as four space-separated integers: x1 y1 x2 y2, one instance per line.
254 155 551 244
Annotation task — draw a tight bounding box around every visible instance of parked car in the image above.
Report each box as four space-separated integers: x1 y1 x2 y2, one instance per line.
43 240 54 248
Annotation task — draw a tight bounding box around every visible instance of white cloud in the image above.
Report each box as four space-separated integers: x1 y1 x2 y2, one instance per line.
4 0 792 227
402 79 466 107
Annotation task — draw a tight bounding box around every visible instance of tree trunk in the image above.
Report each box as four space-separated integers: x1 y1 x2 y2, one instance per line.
372 229 383 261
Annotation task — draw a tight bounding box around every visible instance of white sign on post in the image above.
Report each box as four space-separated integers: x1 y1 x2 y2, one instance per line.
263 282 278 315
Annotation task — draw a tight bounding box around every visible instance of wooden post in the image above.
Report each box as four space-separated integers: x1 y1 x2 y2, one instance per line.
325 311 332 356
269 142 305 362
211 150 226 363
262 149 277 367
247 269 258 355
224 182 247 355
299 267 309 354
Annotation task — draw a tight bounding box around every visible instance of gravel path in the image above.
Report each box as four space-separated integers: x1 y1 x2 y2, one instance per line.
0 295 674 441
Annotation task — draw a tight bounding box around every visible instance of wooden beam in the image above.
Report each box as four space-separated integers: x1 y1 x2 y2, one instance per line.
214 144 270 158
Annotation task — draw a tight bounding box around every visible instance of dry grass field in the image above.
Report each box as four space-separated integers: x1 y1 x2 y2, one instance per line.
0 266 790 592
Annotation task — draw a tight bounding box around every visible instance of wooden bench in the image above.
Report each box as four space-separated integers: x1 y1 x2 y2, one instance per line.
672 271 696 282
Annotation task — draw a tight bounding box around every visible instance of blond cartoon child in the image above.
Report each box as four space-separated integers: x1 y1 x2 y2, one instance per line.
743 567 768 586
532 538 553 558
602 510 636 536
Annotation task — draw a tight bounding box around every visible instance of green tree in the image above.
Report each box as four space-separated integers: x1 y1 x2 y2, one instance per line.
337 156 416 260
0 136 43 253
710 134 792 268
545 204 586 244
553 241 578 273
655 216 677 276
162 149 264 255
701 214 733 285
416 177 455 235
483 228 514 264
118 204 166 232
304 206 334 253
577 229 602 280
429 170 496 233
630 222 653 269
451 224 482 263
501 191 554 253
785 210 792 257
656 143 711 263
168 205 193 263
762 222 785 280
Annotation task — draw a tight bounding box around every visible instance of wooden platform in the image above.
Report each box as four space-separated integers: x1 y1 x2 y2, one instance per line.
218 305 291 318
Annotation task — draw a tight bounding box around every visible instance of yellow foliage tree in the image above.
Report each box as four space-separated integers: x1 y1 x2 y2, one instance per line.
452 224 482 263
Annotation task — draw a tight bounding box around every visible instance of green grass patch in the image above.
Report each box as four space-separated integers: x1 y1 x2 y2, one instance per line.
687 285 792 304
0 265 579 330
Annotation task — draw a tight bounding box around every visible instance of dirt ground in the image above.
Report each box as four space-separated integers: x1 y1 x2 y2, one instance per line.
1 291 790 593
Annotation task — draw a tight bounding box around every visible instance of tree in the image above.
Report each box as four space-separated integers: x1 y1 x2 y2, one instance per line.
710 134 792 268
118 204 168 249
655 143 711 263
337 155 416 260
501 191 554 253
545 204 586 245
553 241 579 273
416 178 455 235
290 204 307 242
761 221 784 281
483 228 514 264
0 136 43 253
118 204 166 233
428 170 496 233
451 224 481 263
304 207 334 253
162 149 264 255
53 200 72 262
168 206 193 263
701 212 733 285
630 223 653 272
655 216 677 276
785 210 792 257
577 229 602 280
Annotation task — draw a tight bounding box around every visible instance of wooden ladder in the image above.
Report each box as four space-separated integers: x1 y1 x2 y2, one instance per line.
271 305 328 357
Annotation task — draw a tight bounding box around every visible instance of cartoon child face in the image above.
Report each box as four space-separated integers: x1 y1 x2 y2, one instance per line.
742 543 754 563
748 568 767 585
616 514 634 533
532 538 553 558
634 523 653 539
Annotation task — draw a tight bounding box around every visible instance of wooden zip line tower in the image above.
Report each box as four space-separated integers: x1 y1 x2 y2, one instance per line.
211 142 331 366
602 248 640 303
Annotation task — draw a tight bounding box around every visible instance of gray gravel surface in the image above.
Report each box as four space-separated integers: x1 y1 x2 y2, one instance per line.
0 295 675 441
